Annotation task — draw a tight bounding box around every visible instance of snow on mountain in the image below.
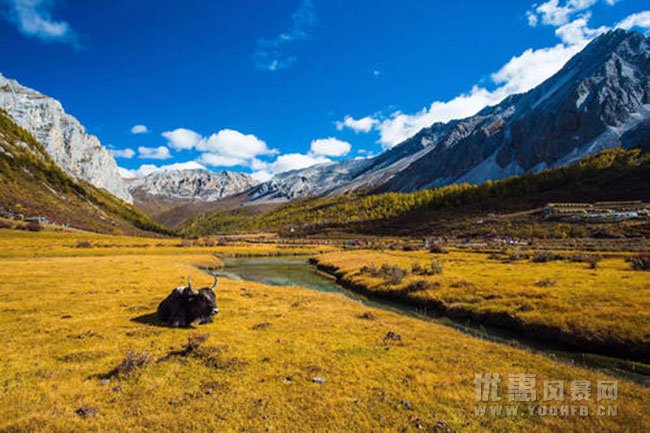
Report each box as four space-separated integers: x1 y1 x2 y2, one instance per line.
128 169 259 202
0 73 132 203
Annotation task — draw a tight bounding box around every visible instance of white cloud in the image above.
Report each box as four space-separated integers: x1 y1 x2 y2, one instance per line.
490 43 585 92
616 11 650 30
130 124 148 134
110 148 135 159
3 0 77 44
156 161 206 172
118 161 207 179
196 129 276 159
253 0 316 71
198 154 247 168
250 170 273 182
554 14 608 44
530 0 599 27
335 115 378 133
118 165 157 179
309 137 351 157
163 127 277 170
261 153 330 174
138 146 172 160
248 151 331 180
162 128 202 150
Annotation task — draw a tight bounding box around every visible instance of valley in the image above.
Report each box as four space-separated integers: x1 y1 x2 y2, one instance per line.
0 228 648 432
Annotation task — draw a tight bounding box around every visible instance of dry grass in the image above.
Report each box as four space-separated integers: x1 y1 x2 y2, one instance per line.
0 228 338 259
314 249 650 357
0 230 648 432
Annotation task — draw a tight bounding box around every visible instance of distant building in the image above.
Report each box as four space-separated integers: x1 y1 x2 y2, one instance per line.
24 216 49 224
543 201 648 220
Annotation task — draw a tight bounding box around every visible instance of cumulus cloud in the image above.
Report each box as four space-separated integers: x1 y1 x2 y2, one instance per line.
162 127 276 169
130 124 148 134
2 0 77 45
616 11 650 30
529 0 599 27
335 115 378 133
197 129 276 159
309 137 351 157
138 146 172 160
118 165 156 179
162 128 202 150
554 14 608 44
250 152 330 181
158 125 334 181
110 147 135 159
253 0 316 71
198 154 248 168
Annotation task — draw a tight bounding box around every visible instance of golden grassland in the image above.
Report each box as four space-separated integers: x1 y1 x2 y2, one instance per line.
1 230 649 432
313 249 650 360
0 229 338 259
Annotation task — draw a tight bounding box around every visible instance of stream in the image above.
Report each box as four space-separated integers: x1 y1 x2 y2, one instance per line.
215 256 650 386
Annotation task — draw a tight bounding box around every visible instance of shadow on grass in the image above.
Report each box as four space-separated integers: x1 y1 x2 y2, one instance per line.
130 313 205 330
130 312 170 328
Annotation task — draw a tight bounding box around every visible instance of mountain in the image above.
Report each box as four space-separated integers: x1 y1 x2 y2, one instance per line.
0 109 168 235
0 73 132 203
248 29 650 202
182 148 650 237
128 169 258 202
126 169 260 228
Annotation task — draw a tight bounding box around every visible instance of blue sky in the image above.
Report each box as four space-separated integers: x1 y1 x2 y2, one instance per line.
0 0 648 180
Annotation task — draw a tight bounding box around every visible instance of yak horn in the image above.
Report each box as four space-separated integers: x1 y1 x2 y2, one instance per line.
187 276 193 290
209 274 218 290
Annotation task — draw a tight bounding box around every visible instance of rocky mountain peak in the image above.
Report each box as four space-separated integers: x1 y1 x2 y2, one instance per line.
128 168 259 202
0 73 132 203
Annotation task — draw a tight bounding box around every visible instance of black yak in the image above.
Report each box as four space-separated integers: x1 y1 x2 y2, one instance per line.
157 275 219 327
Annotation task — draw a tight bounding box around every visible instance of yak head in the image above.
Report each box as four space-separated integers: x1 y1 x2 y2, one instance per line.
186 275 219 324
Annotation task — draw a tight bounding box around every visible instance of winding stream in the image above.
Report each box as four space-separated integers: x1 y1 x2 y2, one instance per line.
216 256 649 386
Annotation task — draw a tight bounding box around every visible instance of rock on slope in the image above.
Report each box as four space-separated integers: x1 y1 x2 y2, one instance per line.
128 169 259 202
0 73 132 203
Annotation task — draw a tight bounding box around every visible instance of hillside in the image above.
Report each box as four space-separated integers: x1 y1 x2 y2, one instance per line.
0 110 169 235
0 73 132 202
181 148 650 237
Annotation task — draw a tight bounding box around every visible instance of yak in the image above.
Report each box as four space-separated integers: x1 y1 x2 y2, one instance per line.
157 275 219 327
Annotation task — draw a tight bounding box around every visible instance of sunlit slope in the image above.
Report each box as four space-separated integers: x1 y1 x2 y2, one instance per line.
0 110 169 235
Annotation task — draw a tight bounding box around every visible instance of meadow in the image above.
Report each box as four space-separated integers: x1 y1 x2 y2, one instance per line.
313 249 650 361
0 228 649 432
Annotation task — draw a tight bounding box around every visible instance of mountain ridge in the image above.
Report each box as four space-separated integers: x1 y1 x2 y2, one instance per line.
0 73 132 203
